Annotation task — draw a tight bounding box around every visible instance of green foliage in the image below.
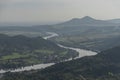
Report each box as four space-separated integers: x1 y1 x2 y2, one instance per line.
0 34 78 69
1 53 30 60
1 46 120 80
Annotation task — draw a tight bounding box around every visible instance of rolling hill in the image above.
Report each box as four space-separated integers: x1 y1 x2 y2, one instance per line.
0 34 78 69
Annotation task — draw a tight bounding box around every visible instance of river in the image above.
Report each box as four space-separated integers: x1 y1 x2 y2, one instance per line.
0 32 97 74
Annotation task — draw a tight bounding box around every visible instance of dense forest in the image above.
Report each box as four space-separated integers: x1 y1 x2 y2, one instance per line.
1 46 120 80
0 34 78 69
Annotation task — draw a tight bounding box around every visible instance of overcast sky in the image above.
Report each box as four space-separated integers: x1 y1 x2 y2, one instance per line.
0 0 120 24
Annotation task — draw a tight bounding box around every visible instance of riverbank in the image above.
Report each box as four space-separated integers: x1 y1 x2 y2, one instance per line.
0 32 97 74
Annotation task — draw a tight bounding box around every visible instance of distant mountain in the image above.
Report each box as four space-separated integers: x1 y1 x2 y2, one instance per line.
50 16 120 35
0 34 78 69
0 16 120 36
56 16 118 27
2 46 120 80
107 19 120 24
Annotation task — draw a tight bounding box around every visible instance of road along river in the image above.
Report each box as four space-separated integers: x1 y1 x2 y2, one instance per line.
0 32 97 74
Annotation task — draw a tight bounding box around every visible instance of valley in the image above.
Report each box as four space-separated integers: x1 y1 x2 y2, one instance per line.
1 0 120 80
0 32 97 74
0 16 120 80
0 33 78 70
1 42 120 80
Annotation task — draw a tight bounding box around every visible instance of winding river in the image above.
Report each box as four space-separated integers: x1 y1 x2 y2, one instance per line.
0 32 97 74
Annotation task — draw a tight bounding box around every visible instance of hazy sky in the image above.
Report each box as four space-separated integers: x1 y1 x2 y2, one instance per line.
0 0 120 24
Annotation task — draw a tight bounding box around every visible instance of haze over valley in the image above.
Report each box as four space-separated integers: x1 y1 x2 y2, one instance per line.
1 0 120 80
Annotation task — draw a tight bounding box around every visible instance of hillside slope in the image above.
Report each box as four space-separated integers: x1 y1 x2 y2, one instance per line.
2 46 120 80
0 34 78 69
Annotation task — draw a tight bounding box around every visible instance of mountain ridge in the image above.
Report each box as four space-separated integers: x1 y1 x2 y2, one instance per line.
56 16 119 27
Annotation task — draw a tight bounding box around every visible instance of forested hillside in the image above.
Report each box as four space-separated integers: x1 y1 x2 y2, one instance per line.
0 34 78 69
1 46 120 80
